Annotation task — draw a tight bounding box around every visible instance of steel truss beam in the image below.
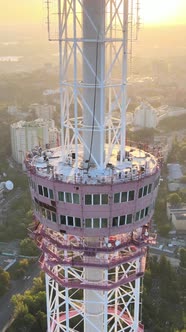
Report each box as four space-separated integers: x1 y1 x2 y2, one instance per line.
46 0 140 168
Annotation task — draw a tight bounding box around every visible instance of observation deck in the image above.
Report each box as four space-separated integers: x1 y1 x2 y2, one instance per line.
25 144 160 237
25 144 160 185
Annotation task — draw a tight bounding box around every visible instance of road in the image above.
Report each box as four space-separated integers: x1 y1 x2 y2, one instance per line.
0 263 40 331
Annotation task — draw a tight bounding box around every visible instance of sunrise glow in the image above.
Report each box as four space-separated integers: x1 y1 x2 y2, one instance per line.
141 0 186 25
0 0 185 26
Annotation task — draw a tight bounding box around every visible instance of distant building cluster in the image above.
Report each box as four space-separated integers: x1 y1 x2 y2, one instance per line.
8 103 56 121
132 102 186 130
7 105 28 119
9 100 186 166
10 118 60 164
115 101 186 131
28 103 56 120
133 102 157 128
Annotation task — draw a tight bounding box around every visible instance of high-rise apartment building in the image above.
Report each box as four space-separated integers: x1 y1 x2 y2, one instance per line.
11 119 60 164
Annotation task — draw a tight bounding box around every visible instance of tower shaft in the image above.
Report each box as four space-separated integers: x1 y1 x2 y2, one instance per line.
83 0 105 166
26 1 160 331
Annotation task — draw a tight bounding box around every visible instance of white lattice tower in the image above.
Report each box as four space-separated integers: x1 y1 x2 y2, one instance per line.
47 0 140 168
26 1 161 332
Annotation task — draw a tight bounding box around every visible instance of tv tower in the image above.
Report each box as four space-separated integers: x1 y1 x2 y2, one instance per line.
26 1 160 331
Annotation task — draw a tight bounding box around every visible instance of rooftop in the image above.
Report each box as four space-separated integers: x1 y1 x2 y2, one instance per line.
167 163 183 181
173 212 186 220
11 118 54 129
26 144 159 185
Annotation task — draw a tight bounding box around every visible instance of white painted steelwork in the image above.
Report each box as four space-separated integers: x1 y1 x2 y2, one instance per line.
38 229 145 332
44 261 144 332
47 0 140 169
26 1 160 332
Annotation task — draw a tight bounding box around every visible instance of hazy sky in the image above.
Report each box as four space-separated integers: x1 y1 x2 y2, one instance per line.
141 0 186 25
0 0 186 26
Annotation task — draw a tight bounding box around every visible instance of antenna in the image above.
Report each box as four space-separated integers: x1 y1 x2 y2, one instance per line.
128 0 141 77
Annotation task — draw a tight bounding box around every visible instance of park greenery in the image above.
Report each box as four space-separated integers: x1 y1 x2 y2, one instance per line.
143 254 186 332
9 258 37 280
180 248 186 269
167 136 186 164
0 267 10 296
167 192 182 207
153 166 171 236
8 273 46 332
158 114 186 133
0 106 33 242
20 238 39 257
0 191 33 242
127 127 156 145
154 135 186 236
9 259 29 280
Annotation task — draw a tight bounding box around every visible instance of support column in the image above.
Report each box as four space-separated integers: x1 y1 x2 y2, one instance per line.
84 267 104 332
45 273 51 332
133 259 141 331
83 0 105 166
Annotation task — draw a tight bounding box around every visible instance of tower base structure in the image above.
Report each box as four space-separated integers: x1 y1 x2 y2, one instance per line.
26 143 160 332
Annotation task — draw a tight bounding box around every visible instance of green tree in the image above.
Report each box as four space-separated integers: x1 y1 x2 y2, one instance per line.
180 248 186 268
20 238 39 256
0 267 10 296
9 258 33 280
143 269 152 291
167 193 181 207
11 307 36 332
179 188 186 203
179 145 186 163
31 276 45 294
13 299 28 318
21 313 36 331
19 259 29 269
35 311 47 332
180 176 186 184
143 254 185 331
10 275 47 331
158 224 171 237
148 255 159 276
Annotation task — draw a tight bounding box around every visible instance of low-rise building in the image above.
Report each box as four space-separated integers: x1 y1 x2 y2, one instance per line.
171 212 186 233
167 203 186 233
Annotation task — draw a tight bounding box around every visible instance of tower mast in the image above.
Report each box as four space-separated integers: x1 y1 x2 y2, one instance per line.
26 1 160 331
